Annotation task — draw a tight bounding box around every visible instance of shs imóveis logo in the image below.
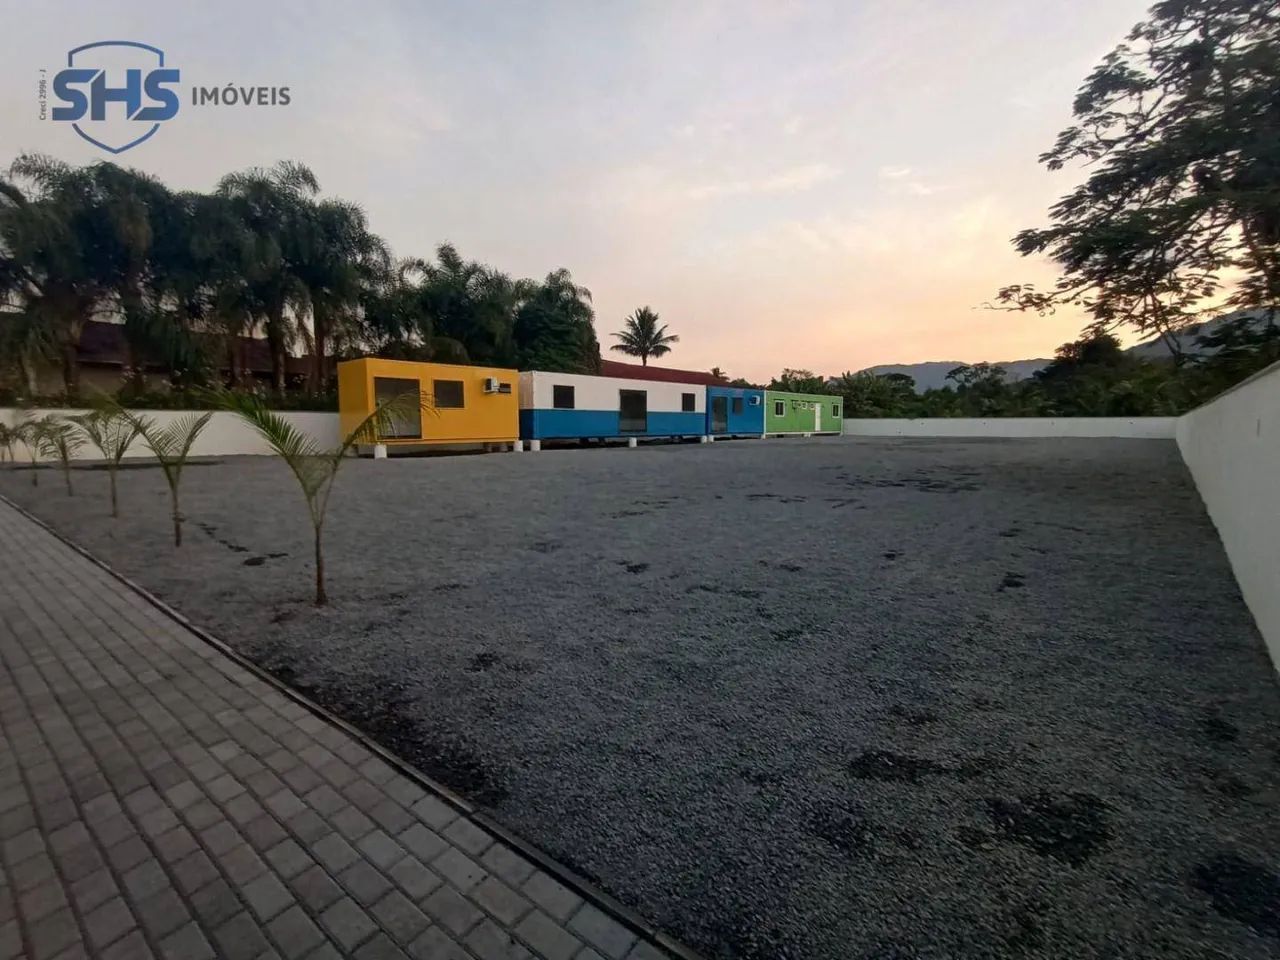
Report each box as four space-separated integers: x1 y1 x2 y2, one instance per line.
51 41 179 154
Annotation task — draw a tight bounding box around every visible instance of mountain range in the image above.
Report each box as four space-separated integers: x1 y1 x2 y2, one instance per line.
857 311 1264 392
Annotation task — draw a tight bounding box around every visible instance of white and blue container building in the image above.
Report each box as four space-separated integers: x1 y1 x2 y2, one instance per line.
519 370 709 448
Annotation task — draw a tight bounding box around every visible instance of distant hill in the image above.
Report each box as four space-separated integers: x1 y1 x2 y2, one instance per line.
857 311 1271 392
860 359 1052 392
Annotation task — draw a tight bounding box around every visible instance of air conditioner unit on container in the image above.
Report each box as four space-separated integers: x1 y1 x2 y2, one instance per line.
483 377 500 394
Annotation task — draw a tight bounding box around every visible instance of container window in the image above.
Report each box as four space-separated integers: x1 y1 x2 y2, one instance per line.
498 382 513 394
373 377 422 439
553 385 575 409
619 389 648 432
774 400 785 417
681 392 696 412
832 403 839 416
732 397 744 414
433 379 464 408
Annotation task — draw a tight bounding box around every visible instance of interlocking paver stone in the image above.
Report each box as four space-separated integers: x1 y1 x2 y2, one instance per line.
0 500 668 960
472 876 533 926
83 901 137 952
370 890 431 945
467 919 536 960
515 910 584 960
522 871 583 923
268 905 327 957
156 923 213 960
319 897 377 952
567 904 638 960
432 847 486 893
388 856 443 900
422 884 484 937
339 860 394 907
480 844 537 888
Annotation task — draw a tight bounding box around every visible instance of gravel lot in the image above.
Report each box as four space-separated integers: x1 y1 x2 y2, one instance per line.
4 437 1279 960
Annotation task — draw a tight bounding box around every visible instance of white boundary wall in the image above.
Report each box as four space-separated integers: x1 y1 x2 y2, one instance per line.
840 417 1176 439
0 408 341 461
1175 360 1280 670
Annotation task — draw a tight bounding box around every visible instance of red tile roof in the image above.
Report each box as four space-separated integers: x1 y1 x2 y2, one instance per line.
598 359 727 386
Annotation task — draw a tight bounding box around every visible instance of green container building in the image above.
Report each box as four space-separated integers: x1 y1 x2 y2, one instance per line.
763 390 843 436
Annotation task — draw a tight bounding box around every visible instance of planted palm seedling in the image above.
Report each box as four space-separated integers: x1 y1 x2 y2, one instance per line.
15 418 46 487
117 410 213 546
216 388 433 605
69 408 142 517
36 416 85 495
0 424 15 464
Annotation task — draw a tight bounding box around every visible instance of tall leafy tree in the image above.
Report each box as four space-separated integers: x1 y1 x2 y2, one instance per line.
769 369 828 393
0 156 115 397
995 0 1280 356
296 199 389 391
610 306 677 365
217 162 319 395
833 371 918 417
418 243 519 365
514 268 601 372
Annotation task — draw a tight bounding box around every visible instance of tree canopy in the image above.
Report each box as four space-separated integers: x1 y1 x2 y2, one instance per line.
995 0 1280 357
0 156 604 402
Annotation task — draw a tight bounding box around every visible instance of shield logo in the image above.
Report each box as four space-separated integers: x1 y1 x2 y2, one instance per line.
65 41 174 154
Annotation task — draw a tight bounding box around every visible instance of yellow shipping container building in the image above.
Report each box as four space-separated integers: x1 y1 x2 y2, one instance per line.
338 358 519 447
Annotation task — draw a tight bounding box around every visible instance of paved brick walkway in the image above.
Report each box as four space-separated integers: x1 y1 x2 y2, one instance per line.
0 501 671 960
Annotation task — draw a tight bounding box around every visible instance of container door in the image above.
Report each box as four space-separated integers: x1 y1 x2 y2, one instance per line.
711 396 728 433
619 389 648 433
813 401 822 432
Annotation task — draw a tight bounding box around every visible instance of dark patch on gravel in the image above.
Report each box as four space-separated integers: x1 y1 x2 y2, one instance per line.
1191 854 1280 938
811 808 872 855
1204 711 1239 743
888 704 939 726
467 651 500 672
6 437 1280 960
848 749 954 784
987 792 1111 866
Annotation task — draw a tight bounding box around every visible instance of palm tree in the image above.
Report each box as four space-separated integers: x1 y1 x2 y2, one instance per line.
215 389 434 605
14 418 45 486
217 161 319 395
0 423 17 465
37 416 85 496
296 199 389 392
70 408 142 517
610 307 678 365
116 410 213 546
1 156 115 398
411 243 539 365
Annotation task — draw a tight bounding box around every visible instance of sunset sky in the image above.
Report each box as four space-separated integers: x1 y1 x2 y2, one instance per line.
2 0 1154 382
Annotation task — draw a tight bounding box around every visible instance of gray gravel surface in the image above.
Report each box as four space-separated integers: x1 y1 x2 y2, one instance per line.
4 437 1279 960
